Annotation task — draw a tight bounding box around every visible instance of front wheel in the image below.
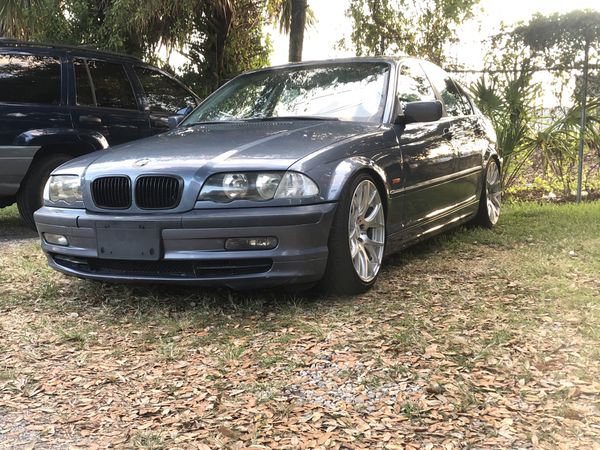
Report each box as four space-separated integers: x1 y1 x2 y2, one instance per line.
474 159 501 228
320 173 386 295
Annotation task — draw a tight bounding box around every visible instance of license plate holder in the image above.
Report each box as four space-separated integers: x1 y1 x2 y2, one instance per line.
96 222 160 260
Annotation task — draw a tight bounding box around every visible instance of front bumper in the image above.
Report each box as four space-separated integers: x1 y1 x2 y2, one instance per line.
34 203 337 289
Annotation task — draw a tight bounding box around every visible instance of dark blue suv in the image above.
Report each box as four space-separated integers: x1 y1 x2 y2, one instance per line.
0 39 199 228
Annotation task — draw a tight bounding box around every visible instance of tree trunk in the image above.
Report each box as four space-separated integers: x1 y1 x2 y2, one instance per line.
204 0 234 91
288 0 306 62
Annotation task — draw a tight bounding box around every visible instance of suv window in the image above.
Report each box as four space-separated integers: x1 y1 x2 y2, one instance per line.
135 67 196 114
396 61 436 104
74 59 137 110
420 61 471 117
0 53 61 105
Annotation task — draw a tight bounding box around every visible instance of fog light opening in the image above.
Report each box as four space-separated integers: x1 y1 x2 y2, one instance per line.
44 233 69 246
225 237 278 251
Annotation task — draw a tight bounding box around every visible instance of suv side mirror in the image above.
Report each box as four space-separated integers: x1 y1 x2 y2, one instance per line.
396 100 443 124
176 106 193 116
168 106 194 129
168 115 185 129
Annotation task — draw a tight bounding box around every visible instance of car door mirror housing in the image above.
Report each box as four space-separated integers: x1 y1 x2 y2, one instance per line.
396 100 443 125
168 115 184 129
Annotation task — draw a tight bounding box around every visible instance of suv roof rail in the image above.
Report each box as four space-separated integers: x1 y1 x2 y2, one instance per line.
0 38 142 61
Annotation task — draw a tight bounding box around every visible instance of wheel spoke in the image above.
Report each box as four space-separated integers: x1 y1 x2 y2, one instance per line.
359 245 370 278
359 183 370 216
363 236 384 253
363 203 382 226
350 239 359 258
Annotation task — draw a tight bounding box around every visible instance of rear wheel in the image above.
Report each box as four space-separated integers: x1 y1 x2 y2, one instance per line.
320 173 386 295
474 159 501 228
17 153 72 230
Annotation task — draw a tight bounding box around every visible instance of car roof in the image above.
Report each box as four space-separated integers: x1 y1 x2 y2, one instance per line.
240 56 430 75
0 38 143 63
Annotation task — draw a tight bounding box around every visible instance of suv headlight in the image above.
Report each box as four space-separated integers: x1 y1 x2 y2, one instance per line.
198 171 319 203
44 175 82 204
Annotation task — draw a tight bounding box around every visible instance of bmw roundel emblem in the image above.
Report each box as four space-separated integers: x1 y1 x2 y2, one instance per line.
134 158 150 167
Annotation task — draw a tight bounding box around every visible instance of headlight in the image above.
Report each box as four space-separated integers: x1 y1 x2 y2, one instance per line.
222 173 250 199
274 172 319 199
198 171 318 203
44 175 82 204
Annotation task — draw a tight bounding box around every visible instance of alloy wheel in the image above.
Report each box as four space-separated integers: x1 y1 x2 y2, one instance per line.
348 180 385 282
486 162 502 225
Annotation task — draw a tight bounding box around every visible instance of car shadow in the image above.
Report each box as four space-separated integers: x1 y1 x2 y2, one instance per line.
62 225 472 319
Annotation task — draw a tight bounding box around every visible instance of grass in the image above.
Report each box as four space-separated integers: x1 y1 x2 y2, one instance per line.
0 201 599 448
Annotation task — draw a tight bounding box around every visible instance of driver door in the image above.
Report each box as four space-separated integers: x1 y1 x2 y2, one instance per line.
392 61 458 240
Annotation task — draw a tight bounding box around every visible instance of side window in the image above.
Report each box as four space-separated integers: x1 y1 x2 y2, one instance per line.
420 61 470 117
0 53 61 105
454 82 474 115
135 67 196 114
74 59 95 106
396 62 436 105
74 59 137 110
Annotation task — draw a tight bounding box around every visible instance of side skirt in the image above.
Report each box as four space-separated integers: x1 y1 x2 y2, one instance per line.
384 199 479 256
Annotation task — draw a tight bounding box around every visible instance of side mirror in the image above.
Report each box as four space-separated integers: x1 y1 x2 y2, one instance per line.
168 115 185 129
176 106 193 116
396 100 443 124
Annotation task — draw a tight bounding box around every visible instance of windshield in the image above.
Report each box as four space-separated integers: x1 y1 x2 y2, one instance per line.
182 62 390 125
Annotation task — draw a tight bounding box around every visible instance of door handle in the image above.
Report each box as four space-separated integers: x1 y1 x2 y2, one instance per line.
442 128 453 140
79 115 102 125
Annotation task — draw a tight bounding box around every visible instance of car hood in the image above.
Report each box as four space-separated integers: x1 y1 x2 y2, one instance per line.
77 120 380 179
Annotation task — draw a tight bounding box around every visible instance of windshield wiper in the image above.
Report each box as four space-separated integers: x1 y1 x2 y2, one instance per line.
243 116 339 122
182 120 245 127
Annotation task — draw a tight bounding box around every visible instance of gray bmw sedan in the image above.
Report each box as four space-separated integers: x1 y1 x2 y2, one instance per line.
34 57 501 294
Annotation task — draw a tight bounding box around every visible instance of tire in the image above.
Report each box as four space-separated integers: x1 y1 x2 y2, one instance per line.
17 153 72 230
474 159 501 228
319 173 386 295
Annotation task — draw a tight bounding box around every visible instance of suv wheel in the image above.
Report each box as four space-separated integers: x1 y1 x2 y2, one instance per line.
17 153 72 230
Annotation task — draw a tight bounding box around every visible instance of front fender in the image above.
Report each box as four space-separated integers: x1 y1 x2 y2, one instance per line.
13 128 109 151
324 156 389 202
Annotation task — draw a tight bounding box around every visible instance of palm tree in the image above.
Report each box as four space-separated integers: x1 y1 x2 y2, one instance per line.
268 0 314 62
0 0 40 39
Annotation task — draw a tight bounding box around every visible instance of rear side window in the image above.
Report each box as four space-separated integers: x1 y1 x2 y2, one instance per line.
0 54 61 105
74 59 137 110
420 61 471 117
135 67 196 114
454 83 474 115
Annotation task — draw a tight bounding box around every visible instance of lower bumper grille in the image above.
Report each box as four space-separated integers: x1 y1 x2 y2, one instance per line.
51 254 273 278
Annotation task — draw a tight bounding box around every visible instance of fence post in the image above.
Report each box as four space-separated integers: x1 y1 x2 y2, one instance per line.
576 38 590 204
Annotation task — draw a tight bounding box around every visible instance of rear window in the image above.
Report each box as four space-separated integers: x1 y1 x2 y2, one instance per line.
0 53 61 105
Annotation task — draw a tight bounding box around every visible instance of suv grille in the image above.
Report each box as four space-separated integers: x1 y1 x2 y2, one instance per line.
135 176 182 209
92 176 131 209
